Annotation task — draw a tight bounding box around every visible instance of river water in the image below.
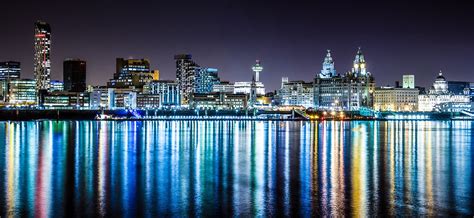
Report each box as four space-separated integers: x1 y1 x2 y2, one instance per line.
0 120 472 216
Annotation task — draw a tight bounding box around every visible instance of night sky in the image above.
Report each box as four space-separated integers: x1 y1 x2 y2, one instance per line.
1 0 473 91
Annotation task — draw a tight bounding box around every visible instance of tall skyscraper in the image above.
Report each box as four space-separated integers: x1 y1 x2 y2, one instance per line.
0 61 21 81
251 60 263 82
402 75 415 89
319 50 336 78
63 59 86 92
34 21 52 93
108 58 152 88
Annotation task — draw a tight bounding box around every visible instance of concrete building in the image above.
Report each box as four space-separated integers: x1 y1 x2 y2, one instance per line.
195 68 220 93
373 87 419 111
233 81 265 95
49 80 64 92
108 58 152 88
418 73 470 111
7 79 37 105
189 92 247 109
402 75 415 88
136 94 161 109
44 92 90 109
313 48 375 111
0 61 21 81
143 80 181 107
278 78 314 108
212 81 235 93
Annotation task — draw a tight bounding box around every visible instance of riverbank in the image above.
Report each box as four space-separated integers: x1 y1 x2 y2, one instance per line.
0 109 471 121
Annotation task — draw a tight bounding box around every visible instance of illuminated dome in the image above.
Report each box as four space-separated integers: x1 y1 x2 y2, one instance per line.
431 71 448 94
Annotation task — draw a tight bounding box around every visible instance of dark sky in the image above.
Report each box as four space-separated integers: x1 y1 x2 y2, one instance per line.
1 0 473 91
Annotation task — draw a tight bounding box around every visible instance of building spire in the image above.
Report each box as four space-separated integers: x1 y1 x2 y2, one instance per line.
319 49 336 78
352 47 367 76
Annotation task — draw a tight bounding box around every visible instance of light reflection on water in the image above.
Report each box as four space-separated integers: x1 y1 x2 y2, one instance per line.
0 121 473 216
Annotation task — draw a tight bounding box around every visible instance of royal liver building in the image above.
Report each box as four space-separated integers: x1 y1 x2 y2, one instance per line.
313 48 375 111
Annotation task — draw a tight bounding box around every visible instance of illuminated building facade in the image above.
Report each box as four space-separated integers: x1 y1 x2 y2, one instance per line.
313 48 375 111
234 60 266 96
64 59 86 92
212 81 235 93
418 72 470 111
108 58 152 88
44 92 90 109
277 78 314 108
403 75 415 88
152 70 160 80
136 94 161 108
189 92 248 109
175 54 198 104
34 21 52 94
49 80 64 92
0 61 21 81
143 80 181 107
7 79 37 105
195 68 220 93
373 87 419 111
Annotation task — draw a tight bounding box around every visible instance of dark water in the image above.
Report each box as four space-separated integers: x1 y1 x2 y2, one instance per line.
0 121 473 217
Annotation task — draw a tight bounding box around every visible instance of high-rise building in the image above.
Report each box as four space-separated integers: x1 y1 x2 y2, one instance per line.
63 59 86 92
175 54 199 104
402 75 415 89
0 61 21 81
108 58 152 88
195 68 220 93
34 21 52 93
314 48 375 111
319 50 336 78
252 60 263 82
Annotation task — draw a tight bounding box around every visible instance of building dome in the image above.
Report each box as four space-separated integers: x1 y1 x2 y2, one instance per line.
436 72 446 81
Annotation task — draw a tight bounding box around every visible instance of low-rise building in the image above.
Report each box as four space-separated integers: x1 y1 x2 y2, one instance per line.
212 81 235 93
278 79 314 108
143 80 181 107
418 73 470 112
373 87 419 111
136 94 161 109
189 92 247 109
44 92 90 109
7 79 37 105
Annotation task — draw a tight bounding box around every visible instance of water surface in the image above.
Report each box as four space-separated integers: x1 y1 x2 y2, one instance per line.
0 120 473 216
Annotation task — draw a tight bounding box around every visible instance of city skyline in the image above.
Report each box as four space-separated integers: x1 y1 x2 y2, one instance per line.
1 0 473 91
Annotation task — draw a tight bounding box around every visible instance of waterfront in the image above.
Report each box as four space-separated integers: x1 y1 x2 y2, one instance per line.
0 120 473 216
